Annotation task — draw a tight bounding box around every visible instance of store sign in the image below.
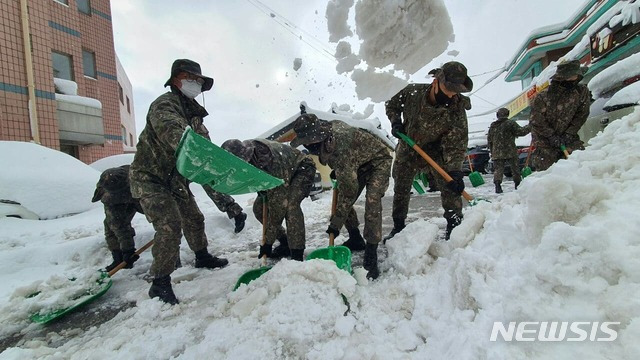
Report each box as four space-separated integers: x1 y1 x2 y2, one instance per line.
506 81 549 118
590 13 640 62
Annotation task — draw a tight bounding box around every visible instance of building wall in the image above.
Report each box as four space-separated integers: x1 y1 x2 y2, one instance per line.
116 55 136 152
0 0 125 164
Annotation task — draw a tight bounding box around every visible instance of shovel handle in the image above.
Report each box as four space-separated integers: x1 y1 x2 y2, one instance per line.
524 142 534 168
561 145 570 159
467 154 474 172
398 133 474 202
329 187 337 247
107 239 154 277
261 196 268 267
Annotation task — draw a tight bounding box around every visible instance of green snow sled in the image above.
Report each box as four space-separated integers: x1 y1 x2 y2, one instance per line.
176 127 284 195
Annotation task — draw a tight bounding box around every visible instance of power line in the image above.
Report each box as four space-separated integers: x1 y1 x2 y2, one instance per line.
469 66 505 78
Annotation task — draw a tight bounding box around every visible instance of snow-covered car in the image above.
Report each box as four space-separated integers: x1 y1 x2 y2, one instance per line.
0 199 39 220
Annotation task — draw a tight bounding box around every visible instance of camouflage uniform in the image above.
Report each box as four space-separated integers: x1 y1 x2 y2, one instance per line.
243 139 315 250
487 108 530 186
130 88 217 278
530 60 591 171
92 165 144 252
292 119 392 245
386 82 471 225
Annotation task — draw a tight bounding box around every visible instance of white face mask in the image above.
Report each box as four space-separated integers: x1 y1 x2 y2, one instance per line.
179 79 202 99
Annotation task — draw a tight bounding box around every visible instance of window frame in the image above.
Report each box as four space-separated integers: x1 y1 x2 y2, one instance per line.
52 51 74 81
82 49 97 79
77 0 91 15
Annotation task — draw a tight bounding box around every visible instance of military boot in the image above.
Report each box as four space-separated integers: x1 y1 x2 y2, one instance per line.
148 275 179 305
363 243 380 280
495 183 503 194
383 219 406 243
290 249 304 261
122 248 139 269
105 250 123 272
444 211 463 241
194 249 229 269
233 212 247 233
341 228 366 251
271 235 291 259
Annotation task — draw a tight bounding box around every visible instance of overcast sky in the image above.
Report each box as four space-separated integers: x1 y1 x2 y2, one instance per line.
111 0 586 144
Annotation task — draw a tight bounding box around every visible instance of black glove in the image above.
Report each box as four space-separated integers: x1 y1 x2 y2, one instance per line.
549 135 563 148
326 225 340 238
330 170 336 180
391 122 405 138
446 170 465 195
258 244 272 259
122 250 139 268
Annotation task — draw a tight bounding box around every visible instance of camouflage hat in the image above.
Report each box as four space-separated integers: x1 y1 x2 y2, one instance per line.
99 166 129 191
290 114 332 148
496 108 510 119
164 59 214 92
551 60 587 81
430 61 473 93
221 139 251 162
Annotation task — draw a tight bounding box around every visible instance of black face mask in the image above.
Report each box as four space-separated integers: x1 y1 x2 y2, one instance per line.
434 83 453 106
554 80 579 89
304 142 322 155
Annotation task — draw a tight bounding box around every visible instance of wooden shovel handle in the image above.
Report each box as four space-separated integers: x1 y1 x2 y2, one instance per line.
107 239 154 277
561 145 570 159
261 196 268 267
524 142 534 168
400 135 474 202
467 154 474 172
329 187 337 247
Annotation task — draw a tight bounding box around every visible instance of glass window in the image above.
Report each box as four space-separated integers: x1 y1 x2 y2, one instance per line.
77 0 91 14
126 96 130 113
129 134 134 146
54 0 69 5
52 51 73 80
118 83 124 104
121 126 127 145
82 49 96 78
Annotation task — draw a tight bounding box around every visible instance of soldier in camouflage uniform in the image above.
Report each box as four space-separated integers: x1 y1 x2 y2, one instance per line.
385 61 473 241
487 108 530 193
291 114 392 280
92 165 144 272
222 138 316 261
530 60 591 171
129 59 228 305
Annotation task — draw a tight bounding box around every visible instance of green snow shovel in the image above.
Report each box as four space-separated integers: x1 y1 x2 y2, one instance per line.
467 155 485 187
29 240 154 324
306 186 353 274
521 144 534 178
397 132 478 204
176 127 284 195
233 199 272 290
412 176 426 194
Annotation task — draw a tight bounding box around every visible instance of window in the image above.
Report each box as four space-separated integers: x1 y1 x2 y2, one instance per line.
52 51 73 80
118 83 124 104
129 134 134 146
82 49 96 78
126 96 131 113
54 0 69 5
77 0 91 15
121 126 127 145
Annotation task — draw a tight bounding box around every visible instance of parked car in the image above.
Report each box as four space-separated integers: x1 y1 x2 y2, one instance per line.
486 146 535 177
462 145 490 175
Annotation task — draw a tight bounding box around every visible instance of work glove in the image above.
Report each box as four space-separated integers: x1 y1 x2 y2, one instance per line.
391 122 405 138
122 249 139 268
330 170 336 180
326 225 340 238
549 135 563 148
258 244 272 259
446 170 465 195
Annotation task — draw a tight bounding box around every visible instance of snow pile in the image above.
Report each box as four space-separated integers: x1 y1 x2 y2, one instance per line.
53 78 78 95
0 141 99 219
604 82 640 109
589 52 640 98
326 0 453 101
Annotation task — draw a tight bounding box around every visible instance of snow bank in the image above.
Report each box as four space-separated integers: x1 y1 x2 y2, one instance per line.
589 52 640 98
89 153 135 172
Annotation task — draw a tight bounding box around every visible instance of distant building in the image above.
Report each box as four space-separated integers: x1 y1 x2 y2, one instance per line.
0 0 135 163
500 0 640 122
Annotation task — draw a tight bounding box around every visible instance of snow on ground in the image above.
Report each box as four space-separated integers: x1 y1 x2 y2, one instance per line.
2 110 640 358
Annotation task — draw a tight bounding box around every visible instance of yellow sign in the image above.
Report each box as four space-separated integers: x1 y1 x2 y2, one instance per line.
506 81 549 118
